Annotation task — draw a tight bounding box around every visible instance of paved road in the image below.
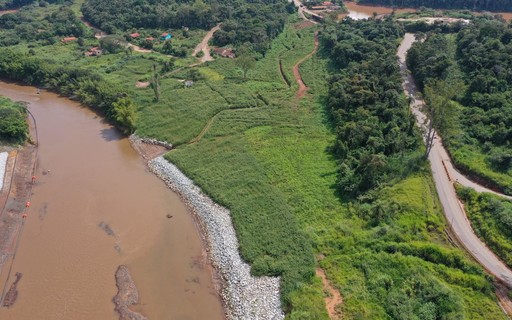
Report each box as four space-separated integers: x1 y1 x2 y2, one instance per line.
398 33 512 288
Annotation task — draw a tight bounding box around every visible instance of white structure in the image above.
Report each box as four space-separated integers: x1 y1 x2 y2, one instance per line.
0 152 8 191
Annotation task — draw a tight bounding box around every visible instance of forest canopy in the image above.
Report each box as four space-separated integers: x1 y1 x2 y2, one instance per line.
81 0 292 54
322 18 419 197
407 18 512 193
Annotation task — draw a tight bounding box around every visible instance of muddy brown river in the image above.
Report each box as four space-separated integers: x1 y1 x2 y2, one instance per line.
0 81 224 320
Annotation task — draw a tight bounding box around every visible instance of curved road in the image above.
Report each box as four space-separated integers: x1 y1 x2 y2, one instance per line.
192 23 222 63
398 33 512 288
294 31 319 99
292 0 321 23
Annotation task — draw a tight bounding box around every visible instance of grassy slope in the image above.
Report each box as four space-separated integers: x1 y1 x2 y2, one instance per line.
165 23 504 319
457 186 512 268
0 5 507 317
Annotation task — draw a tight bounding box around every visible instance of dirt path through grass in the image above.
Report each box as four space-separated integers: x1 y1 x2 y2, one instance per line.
0 9 18 16
192 23 222 63
316 269 342 319
294 31 319 99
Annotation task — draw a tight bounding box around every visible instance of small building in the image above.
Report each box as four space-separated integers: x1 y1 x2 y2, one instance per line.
212 47 235 59
310 5 327 10
322 1 333 5
61 37 77 43
85 46 103 56
184 80 194 88
130 32 140 39
160 33 172 41
146 36 155 41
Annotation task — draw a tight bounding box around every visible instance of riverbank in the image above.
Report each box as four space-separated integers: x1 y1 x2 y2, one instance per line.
0 82 225 319
0 112 37 278
149 156 284 320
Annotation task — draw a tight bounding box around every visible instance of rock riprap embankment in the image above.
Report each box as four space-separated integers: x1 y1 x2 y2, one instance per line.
113 265 147 320
149 156 284 320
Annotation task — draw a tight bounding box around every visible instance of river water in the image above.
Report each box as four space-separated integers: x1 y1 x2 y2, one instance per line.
343 1 512 21
0 81 224 320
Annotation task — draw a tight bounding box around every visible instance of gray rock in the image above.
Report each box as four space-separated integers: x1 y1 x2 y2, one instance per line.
148 157 284 320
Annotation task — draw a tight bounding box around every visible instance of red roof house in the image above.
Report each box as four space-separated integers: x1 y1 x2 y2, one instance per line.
130 32 140 38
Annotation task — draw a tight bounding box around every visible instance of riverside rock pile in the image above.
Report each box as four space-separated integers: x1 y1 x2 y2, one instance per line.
148 156 284 320
113 265 147 320
130 134 173 149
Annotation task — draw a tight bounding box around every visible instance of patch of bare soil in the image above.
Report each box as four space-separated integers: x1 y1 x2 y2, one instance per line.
2 272 22 308
192 23 222 63
0 9 17 16
496 283 512 316
129 138 169 162
294 20 315 30
135 81 150 88
294 31 319 99
113 265 147 320
316 268 342 320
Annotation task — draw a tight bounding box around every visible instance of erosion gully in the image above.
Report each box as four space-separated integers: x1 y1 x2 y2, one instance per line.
0 81 224 320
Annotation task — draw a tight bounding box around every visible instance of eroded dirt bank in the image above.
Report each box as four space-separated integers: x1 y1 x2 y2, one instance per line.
0 81 224 320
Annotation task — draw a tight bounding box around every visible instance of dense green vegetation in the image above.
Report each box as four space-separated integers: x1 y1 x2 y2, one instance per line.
0 5 86 46
0 2 508 318
0 0 66 10
81 0 293 54
0 96 28 144
0 49 137 133
407 18 512 194
323 19 420 196
313 18 504 319
358 0 512 11
457 186 512 268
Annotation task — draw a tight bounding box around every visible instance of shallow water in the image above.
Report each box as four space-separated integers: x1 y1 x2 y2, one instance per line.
0 81 224 320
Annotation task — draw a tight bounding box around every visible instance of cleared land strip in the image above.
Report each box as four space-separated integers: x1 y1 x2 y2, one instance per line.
293 31 319 99
398 33 512 288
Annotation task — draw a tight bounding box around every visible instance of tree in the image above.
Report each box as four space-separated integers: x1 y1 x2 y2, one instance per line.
150 64 161 102
0 99 28 144
99 35 126 54
112 98 137 133
124 46 133 58
161 40 173 54
423 80 460 157
235 52 256 79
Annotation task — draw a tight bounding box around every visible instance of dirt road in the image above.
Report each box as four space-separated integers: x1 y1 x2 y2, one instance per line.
192 23 221 63
294 31 319 99
292 0 321 23
0 9 17 16
316 269 342 319
398 33 512 288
